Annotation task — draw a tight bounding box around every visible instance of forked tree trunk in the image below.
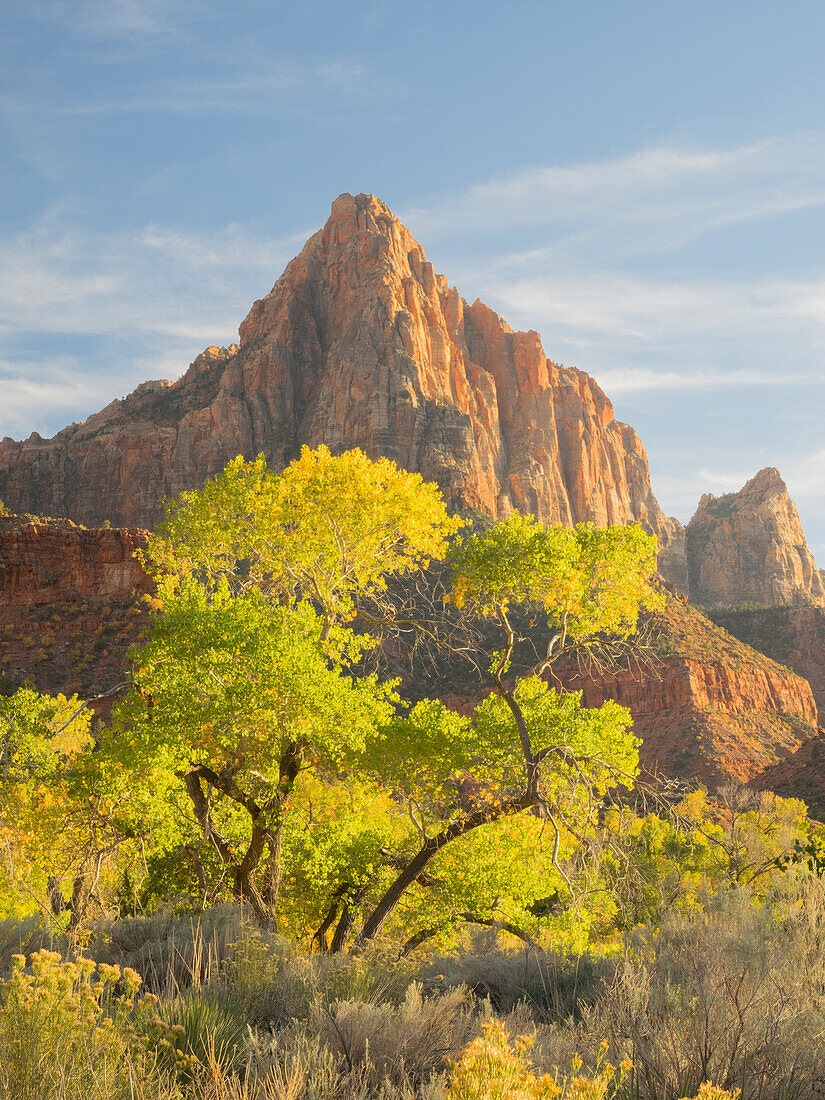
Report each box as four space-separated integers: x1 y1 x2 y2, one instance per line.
180 740 302 929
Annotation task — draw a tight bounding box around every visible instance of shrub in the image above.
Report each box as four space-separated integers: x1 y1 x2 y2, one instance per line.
446 1020 630 1100
0 916 51 977
587 882 825 1098
313 981 473 1088
90 906 247 997
423 944 613 1021
0 950 174 1099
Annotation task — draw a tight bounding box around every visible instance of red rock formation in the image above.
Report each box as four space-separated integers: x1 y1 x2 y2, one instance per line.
0 194 685 587
708 604 825 726
552 597 818 786
0 514 151 608
686 468 825 608
0 513 152 711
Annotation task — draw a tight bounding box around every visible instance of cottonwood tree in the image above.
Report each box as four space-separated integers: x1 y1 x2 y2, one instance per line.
0 689 140 941
126 448 662 947
347 514 661 948
126 446 461 926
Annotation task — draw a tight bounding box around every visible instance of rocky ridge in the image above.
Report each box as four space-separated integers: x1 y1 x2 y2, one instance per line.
0 193 685 588
685 468 825 608
0 513 153 704
0 513 151 608
708 604 825 727
552 595 818 787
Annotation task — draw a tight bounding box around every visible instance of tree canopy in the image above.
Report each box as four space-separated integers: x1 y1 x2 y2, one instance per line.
0 448 673 951
115 448 662 948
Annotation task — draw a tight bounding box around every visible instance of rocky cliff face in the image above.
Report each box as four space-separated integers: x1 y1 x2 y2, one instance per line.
0 193 685 586
552 595 818 786
685 468 825 608
708 604 825 727
0 514 151 608
0 514 153 709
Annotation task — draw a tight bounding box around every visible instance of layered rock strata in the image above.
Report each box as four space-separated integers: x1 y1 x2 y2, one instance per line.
709 604 825 726
552 596 818 787
0 513 151 608
0 513 153 714
0 193 685 587
685 468 825 608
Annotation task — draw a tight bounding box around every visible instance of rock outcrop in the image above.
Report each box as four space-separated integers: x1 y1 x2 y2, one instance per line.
0 193 685 586
552 595 818 787
708 605 825 726
0 513 153 711
685 468 825 608
0 513 151 608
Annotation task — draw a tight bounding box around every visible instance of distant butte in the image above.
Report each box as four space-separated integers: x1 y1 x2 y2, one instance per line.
685 468 825 608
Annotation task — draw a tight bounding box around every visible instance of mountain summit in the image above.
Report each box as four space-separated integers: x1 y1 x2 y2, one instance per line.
686 467 825 607
0 193 685 580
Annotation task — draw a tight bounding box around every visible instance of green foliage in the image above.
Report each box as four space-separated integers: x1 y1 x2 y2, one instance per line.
449 514 661 642
0 689 93 917
776 826 825 876
122 578 398 923
596 788 812 934
143 445 463 625
128 579 394 778
110 449 656 948
151 992 248 1079
365 681 636 840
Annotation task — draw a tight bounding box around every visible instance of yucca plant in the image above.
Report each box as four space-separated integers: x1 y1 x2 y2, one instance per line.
153 990 249 1079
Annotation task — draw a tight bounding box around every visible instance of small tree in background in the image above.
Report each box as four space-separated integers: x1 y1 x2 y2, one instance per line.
0 689 141 941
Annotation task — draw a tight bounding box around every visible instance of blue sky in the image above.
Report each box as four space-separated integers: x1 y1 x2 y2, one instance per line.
2 1 825 552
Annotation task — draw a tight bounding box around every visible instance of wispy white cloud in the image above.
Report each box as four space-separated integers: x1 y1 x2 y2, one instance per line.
1 62 372 116
0 214 310 438
473 269 825 376
29 0 197 40
0 358 110 439
0 216 304 344
592 366 818 395
403 135 825 252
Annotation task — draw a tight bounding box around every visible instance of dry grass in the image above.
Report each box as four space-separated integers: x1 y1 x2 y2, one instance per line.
5 881 825 1098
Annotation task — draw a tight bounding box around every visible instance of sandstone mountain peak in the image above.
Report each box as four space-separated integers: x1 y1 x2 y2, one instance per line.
1 193 686 583
686 467 825 608
698 467 786 512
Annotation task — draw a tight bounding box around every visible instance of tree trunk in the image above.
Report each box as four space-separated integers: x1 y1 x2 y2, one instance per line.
180 740 303 929
356 790 534 948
